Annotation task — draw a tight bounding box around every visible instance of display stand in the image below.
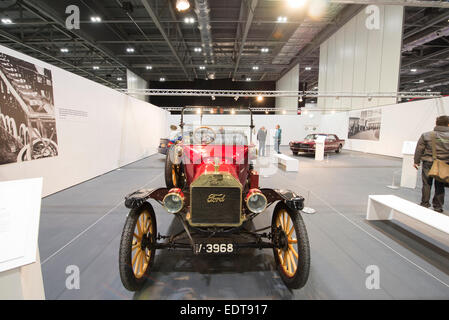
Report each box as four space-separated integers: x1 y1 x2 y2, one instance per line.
315 135 325 161
0 178 45 300
400 141 418 189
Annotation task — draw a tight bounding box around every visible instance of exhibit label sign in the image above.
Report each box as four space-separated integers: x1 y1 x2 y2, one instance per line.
0 177 43 272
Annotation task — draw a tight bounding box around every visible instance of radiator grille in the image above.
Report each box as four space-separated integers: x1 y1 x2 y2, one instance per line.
191 187 241 225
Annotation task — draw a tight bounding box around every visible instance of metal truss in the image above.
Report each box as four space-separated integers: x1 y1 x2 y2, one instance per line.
121 89 442 98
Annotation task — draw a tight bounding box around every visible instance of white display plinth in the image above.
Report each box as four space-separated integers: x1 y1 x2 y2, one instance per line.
314 136 325 161
0 178 45 300
400 141 418 189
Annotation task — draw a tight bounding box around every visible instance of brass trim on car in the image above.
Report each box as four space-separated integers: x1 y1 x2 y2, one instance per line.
188 171 244 227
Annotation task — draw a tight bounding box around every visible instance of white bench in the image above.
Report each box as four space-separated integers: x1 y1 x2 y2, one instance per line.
273 153 299 172
367 195 449 248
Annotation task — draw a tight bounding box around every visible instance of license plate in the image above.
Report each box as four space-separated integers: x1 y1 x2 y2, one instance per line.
194 241 236 254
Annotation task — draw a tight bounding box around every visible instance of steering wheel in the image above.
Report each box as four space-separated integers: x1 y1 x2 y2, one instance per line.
193 126 216 145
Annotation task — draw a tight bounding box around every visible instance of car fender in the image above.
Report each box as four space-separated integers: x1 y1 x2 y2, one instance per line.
260 188 304 211
125 187 169 209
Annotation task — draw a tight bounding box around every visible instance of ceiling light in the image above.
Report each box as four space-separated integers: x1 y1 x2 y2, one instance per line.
184 17 195 24
261 47 269 53
252 66 259 70
411 68 417 72
196 108 201 114
313 86 318 90
117 77 123 81
90 16 102 23
146 65 152 70
277 16 288 23
231 109 235 115
305 66 312 71
208 73 215 79
257 95 263 102
93 66 100 70
288 0 307 8
60 48 69 53
194 47 202 52
419 79 424 83
246 77 251 81
211 96 216 100
299 96 303 102
1 18 13 24
176 0 190 11
160 77 165 82
265 110 269 114
199 65 206 70
282 110 286 114
126 47 135 53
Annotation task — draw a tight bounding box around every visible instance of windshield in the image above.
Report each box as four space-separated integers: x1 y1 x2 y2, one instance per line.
182 126 249 145
304 134 326 140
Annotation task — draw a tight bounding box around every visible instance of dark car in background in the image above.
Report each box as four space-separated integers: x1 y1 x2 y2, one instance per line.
289 134 345 155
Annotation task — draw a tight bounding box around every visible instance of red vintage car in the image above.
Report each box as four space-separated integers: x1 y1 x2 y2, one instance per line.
119 107 310 291
289 133 345 155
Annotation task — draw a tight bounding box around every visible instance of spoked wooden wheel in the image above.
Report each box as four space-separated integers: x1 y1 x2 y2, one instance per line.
272 202 310 289
119 202 157 291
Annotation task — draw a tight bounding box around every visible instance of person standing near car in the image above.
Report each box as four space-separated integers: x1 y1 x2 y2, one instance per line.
257 126 267 157
274 124 282 154
414 115 449 213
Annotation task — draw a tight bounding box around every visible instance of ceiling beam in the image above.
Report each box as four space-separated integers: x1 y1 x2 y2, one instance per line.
232 0 259 79
140 0 191 80
330 0 449 8
278 4 364 79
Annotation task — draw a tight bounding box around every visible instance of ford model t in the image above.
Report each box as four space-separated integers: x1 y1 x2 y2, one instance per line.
119 107 310 291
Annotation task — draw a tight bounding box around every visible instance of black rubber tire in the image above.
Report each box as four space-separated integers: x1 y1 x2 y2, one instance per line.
336 144 342 153
292 151 298 156
271 202 310 289
119 202 157 292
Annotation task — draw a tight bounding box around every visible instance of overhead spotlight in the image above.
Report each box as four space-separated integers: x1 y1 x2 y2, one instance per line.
93 66 100 70
252 66 259 71
196 108 201 114
427 89 431 92
231 109 235 115
308 0 327 19
234 96 239 101
299 96 303 102
208 73 215 79
257 95 263 102
176 0 190 11
265 110 269 114
261 47 269 53
211 96 216 100
305 66 312 71
277 16 288 23
287 0 307 9
159 77 166 82
210 109 214 114
411 68 417 72
418 79 424 83
90 16 102 23
117 77 123 81
126 47 135 53
60 48 69 53
194 47 202 52
313 86 318 90
282 110 286 114
1 18 13 24
199 65 206 70
146 65 152 70
246 77 251 81
184 17 195 24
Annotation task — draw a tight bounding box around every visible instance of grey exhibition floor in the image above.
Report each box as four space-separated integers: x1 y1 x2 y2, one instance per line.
38 147 449 299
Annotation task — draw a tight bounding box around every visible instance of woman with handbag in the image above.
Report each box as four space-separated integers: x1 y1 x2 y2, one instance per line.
414 115 449 213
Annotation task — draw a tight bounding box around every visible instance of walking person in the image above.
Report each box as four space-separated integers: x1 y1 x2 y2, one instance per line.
257 126 267 157
414 115 449 213
274 124 282 154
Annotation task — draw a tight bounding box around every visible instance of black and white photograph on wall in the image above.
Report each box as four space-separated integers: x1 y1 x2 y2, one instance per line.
348 108 382 141
0 51 58 165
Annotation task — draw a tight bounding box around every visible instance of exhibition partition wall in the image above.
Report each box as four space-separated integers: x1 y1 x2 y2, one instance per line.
171 96 449 158
0 45 168 197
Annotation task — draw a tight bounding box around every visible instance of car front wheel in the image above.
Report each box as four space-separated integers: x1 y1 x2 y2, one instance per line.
272 202 310 289
119 202 157 291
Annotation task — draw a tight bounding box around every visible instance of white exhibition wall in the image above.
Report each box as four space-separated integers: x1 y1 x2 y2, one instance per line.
318 5 403 111
0 45 168 197
275 64 299 114
170 97 449 158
